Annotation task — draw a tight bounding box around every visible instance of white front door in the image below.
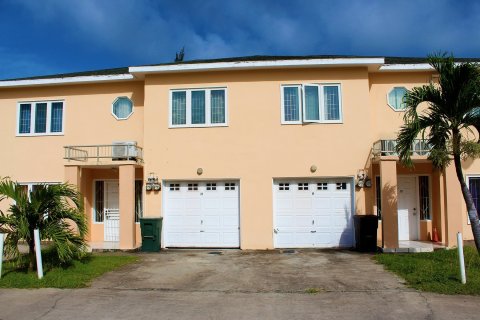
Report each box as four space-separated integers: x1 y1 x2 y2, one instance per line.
273 179 354 248
397 176 419 241
164 181 240 248
104 181 120 242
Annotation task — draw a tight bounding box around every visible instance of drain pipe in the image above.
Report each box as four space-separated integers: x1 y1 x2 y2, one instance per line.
457 232 466 284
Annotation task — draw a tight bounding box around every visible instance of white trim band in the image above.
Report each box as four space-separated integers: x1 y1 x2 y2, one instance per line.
129 58 385 74
379 64 434 71
0 74 135 88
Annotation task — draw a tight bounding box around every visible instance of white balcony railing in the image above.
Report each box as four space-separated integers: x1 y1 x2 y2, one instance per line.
372 139 431 157
64 144 143 162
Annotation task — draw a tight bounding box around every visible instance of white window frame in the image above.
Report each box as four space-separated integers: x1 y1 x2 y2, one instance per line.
418 175 432 221
387 87 407 112
92 179 108 224
169 87 228 128
280 85 302 125
466 175 480 225
16 100 65 136
280 83 343 125
17 182 59 201
111 96 134 120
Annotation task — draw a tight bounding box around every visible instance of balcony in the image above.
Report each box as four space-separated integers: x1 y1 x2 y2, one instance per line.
372 139 431 157
64 143 143 164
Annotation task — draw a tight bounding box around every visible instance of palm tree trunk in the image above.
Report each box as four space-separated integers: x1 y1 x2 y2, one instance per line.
28 238 36 271
452 132 480 253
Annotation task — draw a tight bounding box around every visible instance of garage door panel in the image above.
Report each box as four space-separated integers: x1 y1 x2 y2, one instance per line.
223 197 238 209
186 198 202 209
294 198 313 209
222 233 240 247
276 216 295 227
203 216 220 226
276 198 294 210
168 216 202 226
313 198 331 209
295 215 314 228
314 216 333 226
222 215 239 227
275 232 313 248
332 201 351 210
203 198 221 209
312 232 332 245
202 232 220 244
169 232 203 245
165 181 240 248
333 214 351 226
167 198 186 210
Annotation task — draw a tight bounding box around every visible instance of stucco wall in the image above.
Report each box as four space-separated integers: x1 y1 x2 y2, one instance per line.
0 81 144 183
143 67 374 249
1 65 478 248
369 72 434 141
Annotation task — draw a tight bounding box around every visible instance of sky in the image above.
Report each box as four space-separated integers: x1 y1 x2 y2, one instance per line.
0 0 479 80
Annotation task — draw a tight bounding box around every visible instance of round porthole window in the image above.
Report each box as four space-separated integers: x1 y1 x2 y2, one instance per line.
112 97 133 120
387 87 407 111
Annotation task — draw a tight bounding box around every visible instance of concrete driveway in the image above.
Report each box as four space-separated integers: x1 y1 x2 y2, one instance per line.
1 249 480 319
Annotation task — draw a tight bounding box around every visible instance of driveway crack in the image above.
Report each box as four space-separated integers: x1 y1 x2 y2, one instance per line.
418 292 434 320
34 290 71 320
94 286 413 295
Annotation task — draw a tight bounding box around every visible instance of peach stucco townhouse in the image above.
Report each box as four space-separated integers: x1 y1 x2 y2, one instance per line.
0 55 478 251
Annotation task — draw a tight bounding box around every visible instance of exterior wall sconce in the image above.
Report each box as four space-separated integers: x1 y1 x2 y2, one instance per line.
146 172 161 191
356 170 372 188
197 168 203 175
310 165 317 173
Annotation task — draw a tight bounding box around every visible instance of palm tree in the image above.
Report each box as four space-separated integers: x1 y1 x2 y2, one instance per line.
0 179 87 271
396 53 480 253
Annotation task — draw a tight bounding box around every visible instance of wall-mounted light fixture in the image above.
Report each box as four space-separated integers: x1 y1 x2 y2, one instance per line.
356 169 372 188
146 172 161 192
197 168 203 175
310 165 317 173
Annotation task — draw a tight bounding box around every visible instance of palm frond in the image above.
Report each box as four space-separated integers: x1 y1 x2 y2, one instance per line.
0 179 87 267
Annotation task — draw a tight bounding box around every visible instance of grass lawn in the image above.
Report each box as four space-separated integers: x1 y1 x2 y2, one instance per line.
0 252 139 289
375 246 480 295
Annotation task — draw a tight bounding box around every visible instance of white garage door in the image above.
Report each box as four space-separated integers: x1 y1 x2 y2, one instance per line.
164 181 240 248
273 179 354 248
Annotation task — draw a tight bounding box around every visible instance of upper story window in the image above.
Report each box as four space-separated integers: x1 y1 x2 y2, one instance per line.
112 97 133 120
387 87 407 111
17 100 64 136
170 88 227 127
281 84 342 124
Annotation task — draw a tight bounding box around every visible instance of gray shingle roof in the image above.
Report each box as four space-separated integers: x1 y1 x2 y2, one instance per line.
2 55 479 82
0 67 129 82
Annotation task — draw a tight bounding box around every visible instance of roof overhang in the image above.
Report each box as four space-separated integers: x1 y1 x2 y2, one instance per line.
378 63 435 72
129 58 386 78
0 74 135 88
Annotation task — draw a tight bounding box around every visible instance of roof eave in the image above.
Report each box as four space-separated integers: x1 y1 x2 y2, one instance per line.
129 58 386 77
378 64 435 72
0 74 136 88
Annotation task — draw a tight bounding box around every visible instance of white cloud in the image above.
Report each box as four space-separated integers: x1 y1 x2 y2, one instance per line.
5 0 480 77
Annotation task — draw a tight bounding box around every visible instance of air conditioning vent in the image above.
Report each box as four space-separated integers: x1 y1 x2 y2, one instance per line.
112 141 138 161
